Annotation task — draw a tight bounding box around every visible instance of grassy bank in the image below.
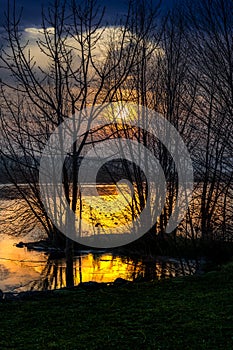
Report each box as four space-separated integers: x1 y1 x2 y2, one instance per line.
1 264 233 350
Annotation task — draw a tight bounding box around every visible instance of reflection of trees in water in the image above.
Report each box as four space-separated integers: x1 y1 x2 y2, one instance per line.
30 253 197 291
138 257 196 282
30 256 75 291
30 254 88 291
30 259 62 291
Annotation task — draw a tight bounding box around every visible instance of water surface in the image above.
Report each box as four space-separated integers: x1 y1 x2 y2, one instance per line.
0 235 198 292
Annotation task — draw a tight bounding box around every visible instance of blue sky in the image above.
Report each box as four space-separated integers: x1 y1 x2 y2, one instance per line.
0 0 177 27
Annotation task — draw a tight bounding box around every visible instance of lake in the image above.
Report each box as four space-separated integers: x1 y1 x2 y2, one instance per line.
0 184 200 292
0 235 199 293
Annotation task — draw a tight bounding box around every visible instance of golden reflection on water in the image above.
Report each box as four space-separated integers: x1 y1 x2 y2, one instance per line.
0 235 195 293
39 183 144 236
1 183 144 237
0 184 200 292
44 254 144 291
70 183 143 235
80 192 133 230
0 235 145 292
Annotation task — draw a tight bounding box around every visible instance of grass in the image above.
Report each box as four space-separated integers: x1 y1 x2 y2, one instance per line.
1 264 233 349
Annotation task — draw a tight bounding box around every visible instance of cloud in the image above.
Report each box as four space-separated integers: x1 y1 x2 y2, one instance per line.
24 27 55 35
0 25 162 84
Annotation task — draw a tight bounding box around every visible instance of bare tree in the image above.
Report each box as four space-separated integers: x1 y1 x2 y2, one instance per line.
0 0 161 247
186 0 233 241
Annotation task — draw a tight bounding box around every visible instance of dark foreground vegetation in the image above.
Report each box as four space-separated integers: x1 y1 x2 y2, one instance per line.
1 263 233 350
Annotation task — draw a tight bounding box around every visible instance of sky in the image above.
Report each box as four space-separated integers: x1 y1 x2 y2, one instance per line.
0 0 177 27
0 0 178 81
0 0 179 82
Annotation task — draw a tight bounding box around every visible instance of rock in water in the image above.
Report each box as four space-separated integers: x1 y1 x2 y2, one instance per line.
16 241 24 248
113 278 129 285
